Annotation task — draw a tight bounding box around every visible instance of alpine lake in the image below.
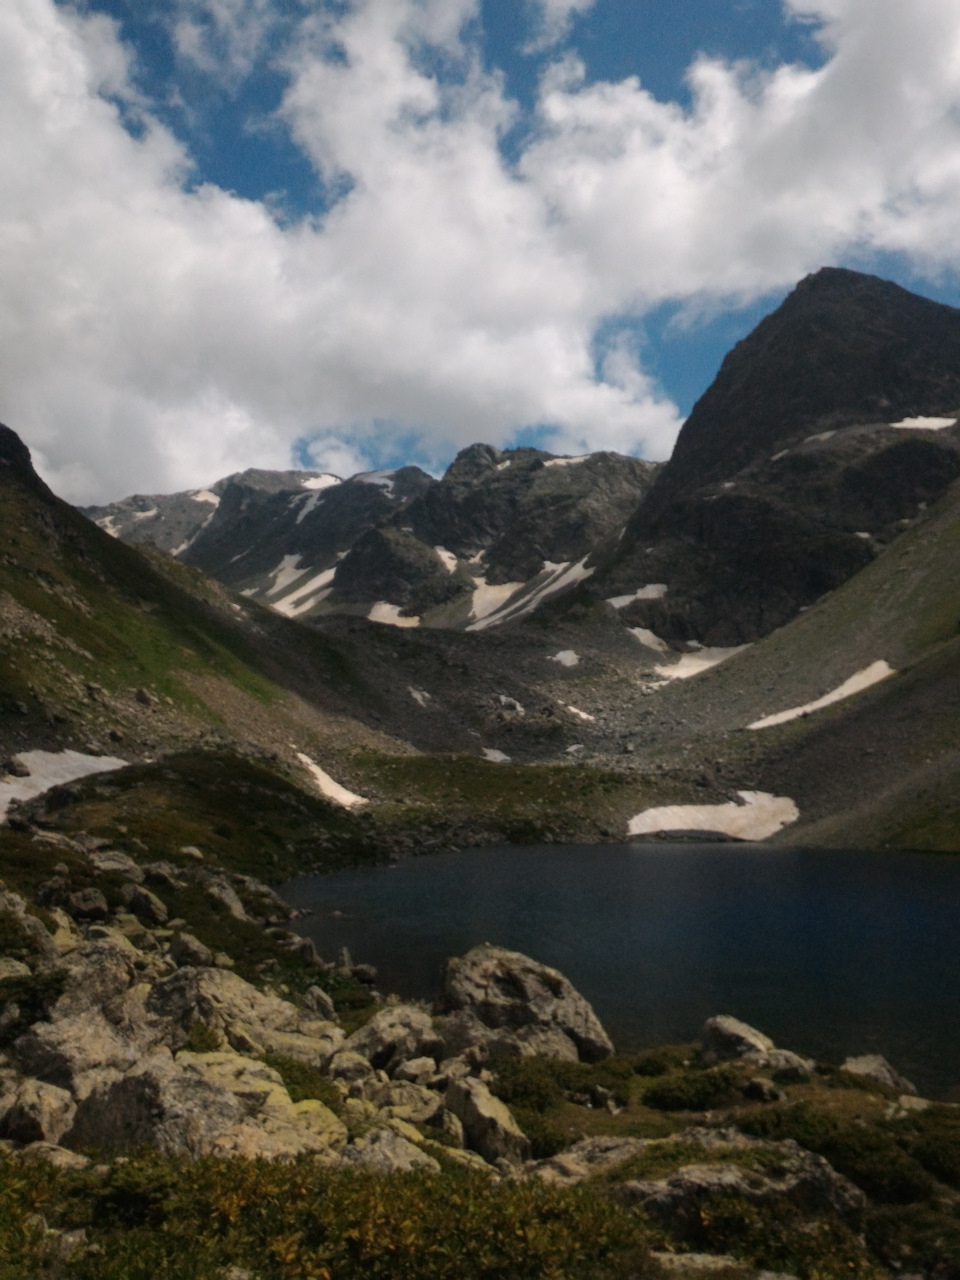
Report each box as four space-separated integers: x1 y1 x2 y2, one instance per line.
282 842 960 1100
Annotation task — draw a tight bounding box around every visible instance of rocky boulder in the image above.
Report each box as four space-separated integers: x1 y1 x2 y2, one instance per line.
65 1050 346 1160
700 1016 813 1080
444 1075 530 1166
342 1126 440 1173
439 945 613 1062
841 1053 917 1095
341 1004 442 1074
146 967 343 1064
528 1135 649 1186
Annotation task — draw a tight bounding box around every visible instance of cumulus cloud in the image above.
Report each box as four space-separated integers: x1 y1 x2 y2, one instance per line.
524 0 597 51
1 0 960 502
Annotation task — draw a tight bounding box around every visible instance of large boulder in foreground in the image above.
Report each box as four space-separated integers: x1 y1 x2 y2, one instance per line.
439 945 613 1062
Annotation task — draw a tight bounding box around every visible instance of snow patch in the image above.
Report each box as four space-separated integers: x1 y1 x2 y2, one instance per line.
468 558 594 632
409 686 431 708
628 628 672 655
482 748 511 763
368 602 420 628
296 753 367 808
274 568 337 617
805 430 836 443
295 491 326 524
549 650 579 668
628 791 799 841
565 704 595 722
300 474 341 491
266 554 307 597
770 449 789 462
496 459 511 470
655 646 750 680
1 750 128 822
96 516 120 538
468 577 525 623
890 416 957 431
544 454 589 468
498 695 525 715
190 489 220 506
435 547 457 573
130 507 158 522
607 584 668 609
357 470 396 494
748 660 895 730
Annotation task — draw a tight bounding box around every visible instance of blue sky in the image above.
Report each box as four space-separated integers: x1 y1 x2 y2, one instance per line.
3 0 960 500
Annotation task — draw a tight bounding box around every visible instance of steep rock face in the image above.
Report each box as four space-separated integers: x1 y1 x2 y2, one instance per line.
597 270 960 643
403 445 657 585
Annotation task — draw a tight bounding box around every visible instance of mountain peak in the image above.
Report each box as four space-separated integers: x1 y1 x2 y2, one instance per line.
654 267 960 503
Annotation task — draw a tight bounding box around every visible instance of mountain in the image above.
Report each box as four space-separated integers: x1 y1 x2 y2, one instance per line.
593 268 960 643
84 446 658 627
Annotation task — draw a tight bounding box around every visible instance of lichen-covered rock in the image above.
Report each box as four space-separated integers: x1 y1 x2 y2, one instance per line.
439 945 613 1062
700 1015 775 1063
342 1126 440 1173
528 1135 650 1185
146 967 343 1064
342 1004 442 1073
328 1050 375 1082
434 1008 580 1064
364 1079 442 1125
65 1050 346 1160
393 1056 437 1085
120 883 168 925
169 932 214 969
444 1076 530 1166
700 1016 813 1079
842 1053 917 1095
0 1078 76 1144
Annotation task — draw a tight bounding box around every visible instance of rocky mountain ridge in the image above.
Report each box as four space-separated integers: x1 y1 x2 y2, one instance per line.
85 446 658 629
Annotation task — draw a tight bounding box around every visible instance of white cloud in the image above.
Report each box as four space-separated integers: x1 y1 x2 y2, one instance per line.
1 0 960 502
524 0 597 51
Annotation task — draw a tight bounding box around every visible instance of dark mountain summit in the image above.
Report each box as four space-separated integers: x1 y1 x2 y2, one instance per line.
652 266 960 506
595 268 960 643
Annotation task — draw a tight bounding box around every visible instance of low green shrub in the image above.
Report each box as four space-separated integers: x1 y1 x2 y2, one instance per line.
0 968 66 1048
261 1053 344 1113
184 1020 221 1054
866 1203 960 1279
0 1150 661 1280
740 1104 935 1204
491 1054 634 1116
632 1046 689 1077
641 1065 741 1112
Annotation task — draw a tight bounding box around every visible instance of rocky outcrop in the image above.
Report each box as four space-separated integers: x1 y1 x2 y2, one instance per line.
341 1003 442 1074
342 1125 440 1173
65 1049 347 1159
841 1053 917 1095
444 1076 531 1166
615 1128 866 1238
439 944 613 1062
528 1135 649 1186
699 1016 813 1080
146 967 343 1063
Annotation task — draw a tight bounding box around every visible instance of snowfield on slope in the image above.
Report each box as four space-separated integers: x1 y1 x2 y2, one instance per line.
748 660 895 729
1 750 128 821
628 791 799 841
296 753 367 808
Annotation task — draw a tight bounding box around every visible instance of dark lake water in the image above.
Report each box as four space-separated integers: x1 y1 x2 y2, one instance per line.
281 843 960 1098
